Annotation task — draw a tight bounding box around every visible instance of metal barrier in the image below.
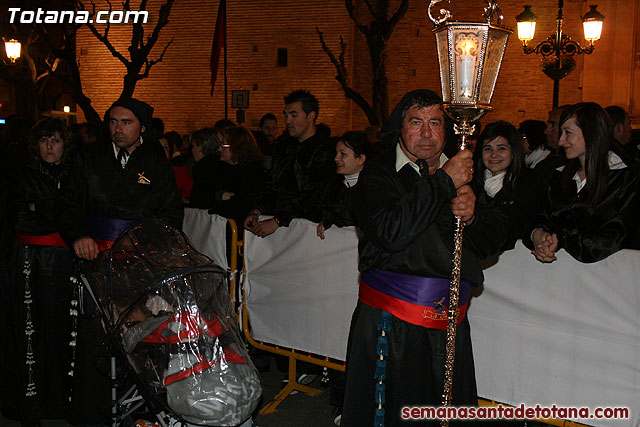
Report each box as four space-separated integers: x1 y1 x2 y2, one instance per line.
230 220 345 414
227 218 239 302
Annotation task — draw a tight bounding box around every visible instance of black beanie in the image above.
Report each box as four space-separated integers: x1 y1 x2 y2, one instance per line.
104 97 154 131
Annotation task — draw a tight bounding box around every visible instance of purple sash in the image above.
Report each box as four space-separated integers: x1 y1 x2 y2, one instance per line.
87 214 136 242
359 269 472 329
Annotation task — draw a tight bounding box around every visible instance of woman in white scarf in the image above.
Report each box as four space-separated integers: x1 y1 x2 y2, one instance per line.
473 121 546 252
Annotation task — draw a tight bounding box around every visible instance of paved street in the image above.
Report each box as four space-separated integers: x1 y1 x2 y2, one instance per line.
0 358 337 427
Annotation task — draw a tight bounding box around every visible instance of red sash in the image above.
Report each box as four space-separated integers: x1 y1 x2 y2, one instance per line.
16 232 69 248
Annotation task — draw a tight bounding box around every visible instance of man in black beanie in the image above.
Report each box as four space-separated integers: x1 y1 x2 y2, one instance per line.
57 97 182 259
55 97 183 425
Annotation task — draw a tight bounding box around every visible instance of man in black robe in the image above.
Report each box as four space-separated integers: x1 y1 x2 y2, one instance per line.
57 97 182 259
55 97 183 425
341 90 505 426
243 89 335 237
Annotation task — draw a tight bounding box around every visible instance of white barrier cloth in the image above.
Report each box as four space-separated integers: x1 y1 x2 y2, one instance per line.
182 208 228 270
469 242 640 426
181 210 639 425
243 219 360 361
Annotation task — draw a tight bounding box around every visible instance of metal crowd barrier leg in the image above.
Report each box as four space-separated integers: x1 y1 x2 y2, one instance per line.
227 218 238 303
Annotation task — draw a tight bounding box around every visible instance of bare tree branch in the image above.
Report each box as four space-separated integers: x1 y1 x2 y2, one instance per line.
139 37 174 79
142 0 174 58
318 0 409 125
83 0 129 65
317 27 376 124
362 0 378 20
35 14 102 123
345 0 368 35
387 0 410 39
80 0 174 98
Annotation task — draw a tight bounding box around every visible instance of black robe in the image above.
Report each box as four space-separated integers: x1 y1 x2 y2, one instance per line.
2 159 73 422
207 159 267 225
54 140 183 424
252 133 335 225
354 147 507 285
534 166 640 263
189 154 233 209
474 167 546 252
319 174 357 229
56 140 184 245
343 146 508 426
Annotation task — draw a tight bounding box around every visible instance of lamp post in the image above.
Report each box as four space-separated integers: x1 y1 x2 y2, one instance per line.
428 1 511 425
515 1 604 109
4 39 21 63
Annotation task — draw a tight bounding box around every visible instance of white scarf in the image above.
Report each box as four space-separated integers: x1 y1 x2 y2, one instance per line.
343 173 359 188
484 169 505 198
525 146 550 168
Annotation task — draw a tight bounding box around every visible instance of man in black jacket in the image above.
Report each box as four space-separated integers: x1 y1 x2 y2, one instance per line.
55 97 183 425
341 90 505 426
57 97 183 259
244 90 334 237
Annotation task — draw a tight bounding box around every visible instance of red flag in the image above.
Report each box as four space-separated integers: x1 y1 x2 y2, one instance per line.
210 0 226 96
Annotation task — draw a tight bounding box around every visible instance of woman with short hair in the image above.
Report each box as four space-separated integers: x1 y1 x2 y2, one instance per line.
208 126 266 224
316 131 374 240
189 127 233 208
3 118 77 425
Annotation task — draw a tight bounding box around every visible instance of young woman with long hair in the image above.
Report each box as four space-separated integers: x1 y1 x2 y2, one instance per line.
531 102 640 263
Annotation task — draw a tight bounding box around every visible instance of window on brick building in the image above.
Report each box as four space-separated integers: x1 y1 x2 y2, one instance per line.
277 48 288 67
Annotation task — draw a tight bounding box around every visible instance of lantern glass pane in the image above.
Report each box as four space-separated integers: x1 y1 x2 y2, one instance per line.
435 30 451 102
517 21 536 42
583 20 603 42
478 28 510 105
451 27 484 103
5 40 21 60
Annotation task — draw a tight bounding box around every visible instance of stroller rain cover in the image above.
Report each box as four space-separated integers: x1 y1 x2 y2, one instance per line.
82 220 261 426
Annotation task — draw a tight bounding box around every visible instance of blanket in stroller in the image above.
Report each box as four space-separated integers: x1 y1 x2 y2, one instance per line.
82 220 261 426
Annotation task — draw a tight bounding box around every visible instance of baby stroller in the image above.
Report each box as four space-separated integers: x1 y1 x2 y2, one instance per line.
77 219 261 426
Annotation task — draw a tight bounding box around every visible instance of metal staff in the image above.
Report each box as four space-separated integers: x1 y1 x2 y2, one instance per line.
440 119 478 427
427 2 512 425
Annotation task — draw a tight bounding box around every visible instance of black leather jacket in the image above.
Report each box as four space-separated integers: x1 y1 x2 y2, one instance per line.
253 133 335 226
355 145 507 285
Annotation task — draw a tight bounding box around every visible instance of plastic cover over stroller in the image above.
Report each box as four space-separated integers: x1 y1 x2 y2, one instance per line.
81 219 261 426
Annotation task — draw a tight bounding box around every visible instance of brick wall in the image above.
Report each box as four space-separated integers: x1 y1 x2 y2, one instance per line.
76 0 633 136
77 0 355 135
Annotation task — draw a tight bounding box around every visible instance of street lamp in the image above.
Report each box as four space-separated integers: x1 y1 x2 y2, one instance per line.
515 1 604 108
428 1 511 425
4 39 21 63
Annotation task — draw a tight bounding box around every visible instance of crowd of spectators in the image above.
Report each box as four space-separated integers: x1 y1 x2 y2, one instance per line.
0 88 639 427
